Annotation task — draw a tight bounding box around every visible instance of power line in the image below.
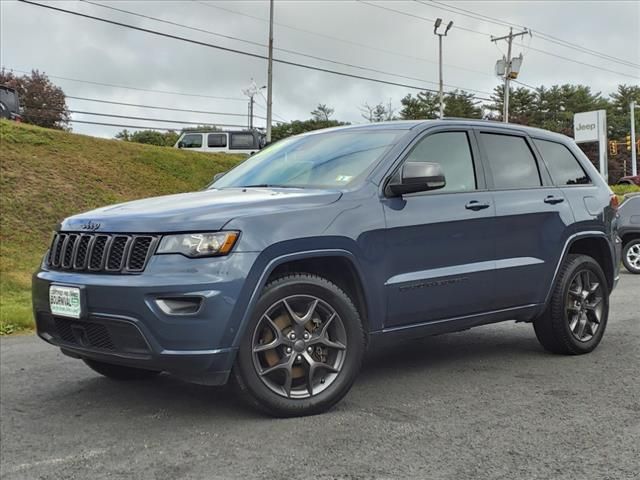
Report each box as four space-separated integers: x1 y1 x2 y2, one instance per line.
69 119 178 131
16 1 493 102
80 0 493 95
194 0 496 79
359 0 639 79
66 95 266 119
2 67 246 101
420 0 640 69
67 110 253 128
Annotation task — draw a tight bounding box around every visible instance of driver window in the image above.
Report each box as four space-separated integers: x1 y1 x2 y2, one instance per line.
405 131 476 192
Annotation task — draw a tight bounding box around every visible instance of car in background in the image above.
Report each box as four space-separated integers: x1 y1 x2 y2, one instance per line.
0 85 22 122
175 130 265 155
618 194 640 274
617 175 640 187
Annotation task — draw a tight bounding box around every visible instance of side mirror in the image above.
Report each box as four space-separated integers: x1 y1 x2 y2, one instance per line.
386 162 446 196
177 141 185 149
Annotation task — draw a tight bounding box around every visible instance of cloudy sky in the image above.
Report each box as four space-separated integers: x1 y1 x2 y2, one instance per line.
1 0 638 138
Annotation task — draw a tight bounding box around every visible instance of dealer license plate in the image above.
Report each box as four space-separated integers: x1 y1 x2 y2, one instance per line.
49 285 81 319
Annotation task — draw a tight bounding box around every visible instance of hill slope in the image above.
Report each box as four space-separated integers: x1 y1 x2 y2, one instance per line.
0 120 243 333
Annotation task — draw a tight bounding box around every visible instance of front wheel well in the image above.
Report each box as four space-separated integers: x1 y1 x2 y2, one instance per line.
267 256 369 332
621 232 640 247
567 237 614 291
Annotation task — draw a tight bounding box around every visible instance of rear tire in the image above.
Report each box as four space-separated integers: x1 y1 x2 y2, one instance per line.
234 273 365 417
534 254 609 355
83 359 160 380
622 239 640 274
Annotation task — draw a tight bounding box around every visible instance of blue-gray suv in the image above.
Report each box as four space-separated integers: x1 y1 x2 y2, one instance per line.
33 120 621 416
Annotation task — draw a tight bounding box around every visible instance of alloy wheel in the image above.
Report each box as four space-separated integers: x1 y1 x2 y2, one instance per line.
566 269 604 342
626 243 640 270
251 294 347 399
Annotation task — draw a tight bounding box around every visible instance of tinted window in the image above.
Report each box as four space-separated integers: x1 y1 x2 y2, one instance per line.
405 131 476 192
481 133 541 189
534 139 590 185
181 133 202 148
208 133 227 148
230 133 256 149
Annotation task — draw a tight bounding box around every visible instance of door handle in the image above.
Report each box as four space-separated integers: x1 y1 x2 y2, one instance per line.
544 195 565 205
465 200 490 211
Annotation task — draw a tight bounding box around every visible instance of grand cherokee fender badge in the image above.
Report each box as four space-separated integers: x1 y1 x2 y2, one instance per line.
80 221 101 231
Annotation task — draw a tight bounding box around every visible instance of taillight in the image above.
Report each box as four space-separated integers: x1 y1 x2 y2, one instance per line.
610 194 619 212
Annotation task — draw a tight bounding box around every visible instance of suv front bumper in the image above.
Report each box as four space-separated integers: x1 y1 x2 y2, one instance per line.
32 252 259 385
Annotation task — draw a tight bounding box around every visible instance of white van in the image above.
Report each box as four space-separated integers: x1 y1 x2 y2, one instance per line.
174 130 265 155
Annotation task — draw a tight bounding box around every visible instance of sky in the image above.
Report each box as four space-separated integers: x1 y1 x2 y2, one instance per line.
1 0 638 138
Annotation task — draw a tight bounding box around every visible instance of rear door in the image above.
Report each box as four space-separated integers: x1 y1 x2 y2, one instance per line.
477 129 574 309
382 127 496 328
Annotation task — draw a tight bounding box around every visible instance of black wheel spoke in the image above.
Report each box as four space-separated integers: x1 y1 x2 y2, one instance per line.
252 294 347 399
566 267 604 342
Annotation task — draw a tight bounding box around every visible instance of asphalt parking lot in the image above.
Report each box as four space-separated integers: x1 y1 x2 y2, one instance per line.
1 272 638 480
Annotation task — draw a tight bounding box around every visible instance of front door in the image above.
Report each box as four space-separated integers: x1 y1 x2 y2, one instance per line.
382 129 496 328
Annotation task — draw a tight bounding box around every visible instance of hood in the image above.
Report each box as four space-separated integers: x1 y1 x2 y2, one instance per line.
61 188 342 233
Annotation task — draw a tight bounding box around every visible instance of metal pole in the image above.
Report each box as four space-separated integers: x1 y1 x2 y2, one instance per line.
504 28 512 123
438 34 443 119
249 95 254 130
631 101 637 176
266 0 274 143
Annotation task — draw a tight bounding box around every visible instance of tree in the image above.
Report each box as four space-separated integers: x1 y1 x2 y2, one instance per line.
0 69 69 129
311 104 334 121
607 84 640 140
115 129 179 146
443 90 482 119
271 119 349 142
399 91 439 120
360 100 396 122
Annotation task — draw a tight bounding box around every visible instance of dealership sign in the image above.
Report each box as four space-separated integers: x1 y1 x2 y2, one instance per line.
574 110 608 180
574 110 605 143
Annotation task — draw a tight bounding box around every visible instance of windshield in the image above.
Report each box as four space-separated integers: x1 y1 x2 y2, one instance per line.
212 129 404 189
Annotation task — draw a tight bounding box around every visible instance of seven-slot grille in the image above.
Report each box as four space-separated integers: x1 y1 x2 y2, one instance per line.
47 233 158 273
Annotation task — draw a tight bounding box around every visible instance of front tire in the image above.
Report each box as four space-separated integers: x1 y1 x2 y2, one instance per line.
622 239 640 274
534 254 609 355
83 359 160 380
234 273 365 417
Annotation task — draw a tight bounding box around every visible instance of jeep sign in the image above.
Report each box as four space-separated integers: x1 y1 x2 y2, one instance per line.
574 110 604 143
574 110 608 180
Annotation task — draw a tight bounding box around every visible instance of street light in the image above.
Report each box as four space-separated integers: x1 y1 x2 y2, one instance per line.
433 18 453 119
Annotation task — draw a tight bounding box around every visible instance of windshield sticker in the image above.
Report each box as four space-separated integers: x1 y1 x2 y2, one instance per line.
335 175 353 183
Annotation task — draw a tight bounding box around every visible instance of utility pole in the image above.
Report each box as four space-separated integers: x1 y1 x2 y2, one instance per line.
266 0 274 143
433 18 453 119
632 101 638 176
491 27 529 123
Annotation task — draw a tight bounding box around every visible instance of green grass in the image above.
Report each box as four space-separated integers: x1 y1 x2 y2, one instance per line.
0 120 243 334
611 183 640 200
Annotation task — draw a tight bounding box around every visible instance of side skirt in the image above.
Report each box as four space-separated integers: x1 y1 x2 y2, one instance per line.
368 303 542 349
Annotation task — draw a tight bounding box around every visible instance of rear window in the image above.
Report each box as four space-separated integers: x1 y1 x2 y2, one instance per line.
230 133 256 149
208 133 227 148
533 139 590 185
481 133 541 189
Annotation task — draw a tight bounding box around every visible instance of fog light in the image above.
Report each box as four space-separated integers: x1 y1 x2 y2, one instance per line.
155 297 203 315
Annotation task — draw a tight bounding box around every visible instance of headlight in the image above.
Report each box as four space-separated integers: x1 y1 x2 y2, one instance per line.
157 231 239 258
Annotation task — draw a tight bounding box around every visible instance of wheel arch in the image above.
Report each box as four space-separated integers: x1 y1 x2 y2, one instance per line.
565 234 615 292
231 248 375 349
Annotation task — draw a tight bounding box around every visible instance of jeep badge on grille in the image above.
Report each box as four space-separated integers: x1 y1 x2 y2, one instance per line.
80 221 101 231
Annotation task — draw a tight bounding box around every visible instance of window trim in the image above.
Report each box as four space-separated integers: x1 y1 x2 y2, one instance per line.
530 137 593 187
475 128 550 191
207 133 228 148
382 127 487 197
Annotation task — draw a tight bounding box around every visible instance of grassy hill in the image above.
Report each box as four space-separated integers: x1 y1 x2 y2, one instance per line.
0 120 243 334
